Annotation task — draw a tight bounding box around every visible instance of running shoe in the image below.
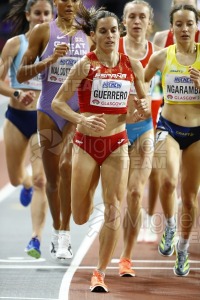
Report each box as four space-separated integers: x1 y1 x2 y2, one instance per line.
25 237 41 259
50 230 59 260
174 248 190 276
137 227 145 242
119 257 136 277
56 232 73 259
90 270 108 293
158 225 176 256
20 186 33 207
144 227 158 243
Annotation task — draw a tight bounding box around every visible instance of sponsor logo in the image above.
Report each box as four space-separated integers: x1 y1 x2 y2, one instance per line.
117 138 125 145
57 35 66 40
95 73 127 79
91 66 101 71
174 76 192 83
60 59 76 66
50 75 57 81
102 81 122 88
167 94 173 99
169 70 183 73
75 139 83 144
92 99 100 105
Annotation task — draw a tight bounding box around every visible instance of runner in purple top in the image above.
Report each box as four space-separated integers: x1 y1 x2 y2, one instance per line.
17 0 92 260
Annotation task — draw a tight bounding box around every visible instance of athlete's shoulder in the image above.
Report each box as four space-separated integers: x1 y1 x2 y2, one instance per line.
153 29 169 48
31 21 50 37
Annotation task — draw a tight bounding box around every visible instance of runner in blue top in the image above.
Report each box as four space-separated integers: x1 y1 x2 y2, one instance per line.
0 0 54 258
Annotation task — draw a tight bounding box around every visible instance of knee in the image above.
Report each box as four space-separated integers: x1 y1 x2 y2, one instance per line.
72 199 93 225
73 213 88 225
9 173 24 186
10 178 19 187
161 177 176 193
46 181 58 194
128 187 142 204
32 173 46 190
182 191 198 211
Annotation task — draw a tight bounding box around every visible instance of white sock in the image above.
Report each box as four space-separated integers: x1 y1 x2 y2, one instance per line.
52 228 59 235
145 214 153 228
166 216 176 228
178 237 189 252
59 230 70 236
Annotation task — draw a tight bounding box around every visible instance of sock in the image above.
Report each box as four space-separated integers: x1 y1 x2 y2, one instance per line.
96 269 105 277
166 216 176 228
52 228 59 235
178 237 189 252
59 230 70 236
145 214 153 228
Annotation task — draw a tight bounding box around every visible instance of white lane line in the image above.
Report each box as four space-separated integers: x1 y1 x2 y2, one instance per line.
0 258 46 263
0 265 200 270
0 297 58 300
111 259 200 264
59 203 105 300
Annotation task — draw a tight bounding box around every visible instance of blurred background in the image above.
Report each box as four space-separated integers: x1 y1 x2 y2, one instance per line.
0 0 200 52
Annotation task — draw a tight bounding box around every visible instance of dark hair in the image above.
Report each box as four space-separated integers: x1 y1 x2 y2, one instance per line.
76 2 123 36
4 0 53 35
170 4 199 24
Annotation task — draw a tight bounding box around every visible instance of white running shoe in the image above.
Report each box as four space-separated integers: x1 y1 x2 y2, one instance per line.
50 229 59 260
144 227 158 243
137 227 145 242
56 232 73 259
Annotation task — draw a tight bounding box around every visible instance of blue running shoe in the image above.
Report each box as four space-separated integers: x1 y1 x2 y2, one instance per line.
20 187 33 206
25 237 41 259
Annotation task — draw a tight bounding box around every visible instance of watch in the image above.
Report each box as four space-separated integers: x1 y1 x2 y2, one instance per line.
13 90 21 99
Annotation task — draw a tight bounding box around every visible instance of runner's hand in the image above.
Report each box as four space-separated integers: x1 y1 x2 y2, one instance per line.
18 90 36 106
81 114 107 131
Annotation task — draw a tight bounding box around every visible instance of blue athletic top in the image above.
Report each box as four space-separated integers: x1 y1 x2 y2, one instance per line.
9 34 41 90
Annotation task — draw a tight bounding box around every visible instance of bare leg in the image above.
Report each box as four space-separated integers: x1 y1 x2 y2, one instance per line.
29 133 47 241
3 119 32 188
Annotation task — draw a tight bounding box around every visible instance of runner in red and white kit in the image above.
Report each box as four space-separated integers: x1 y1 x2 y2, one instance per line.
52 7 150 293
117 1 161 278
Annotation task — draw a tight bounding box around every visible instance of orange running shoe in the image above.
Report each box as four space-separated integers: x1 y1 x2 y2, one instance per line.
90 270 108 293
119 257 136 277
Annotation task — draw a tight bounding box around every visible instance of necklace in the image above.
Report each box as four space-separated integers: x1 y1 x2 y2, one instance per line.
56 18 75 36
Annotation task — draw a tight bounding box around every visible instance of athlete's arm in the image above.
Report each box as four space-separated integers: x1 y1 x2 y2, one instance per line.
145 48 166 83
51 56 106 131
0 36 35 105
126 59 150 122
17 23 69 83
0 36 20 96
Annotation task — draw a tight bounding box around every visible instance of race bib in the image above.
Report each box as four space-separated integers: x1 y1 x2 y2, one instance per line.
90 78 130 108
